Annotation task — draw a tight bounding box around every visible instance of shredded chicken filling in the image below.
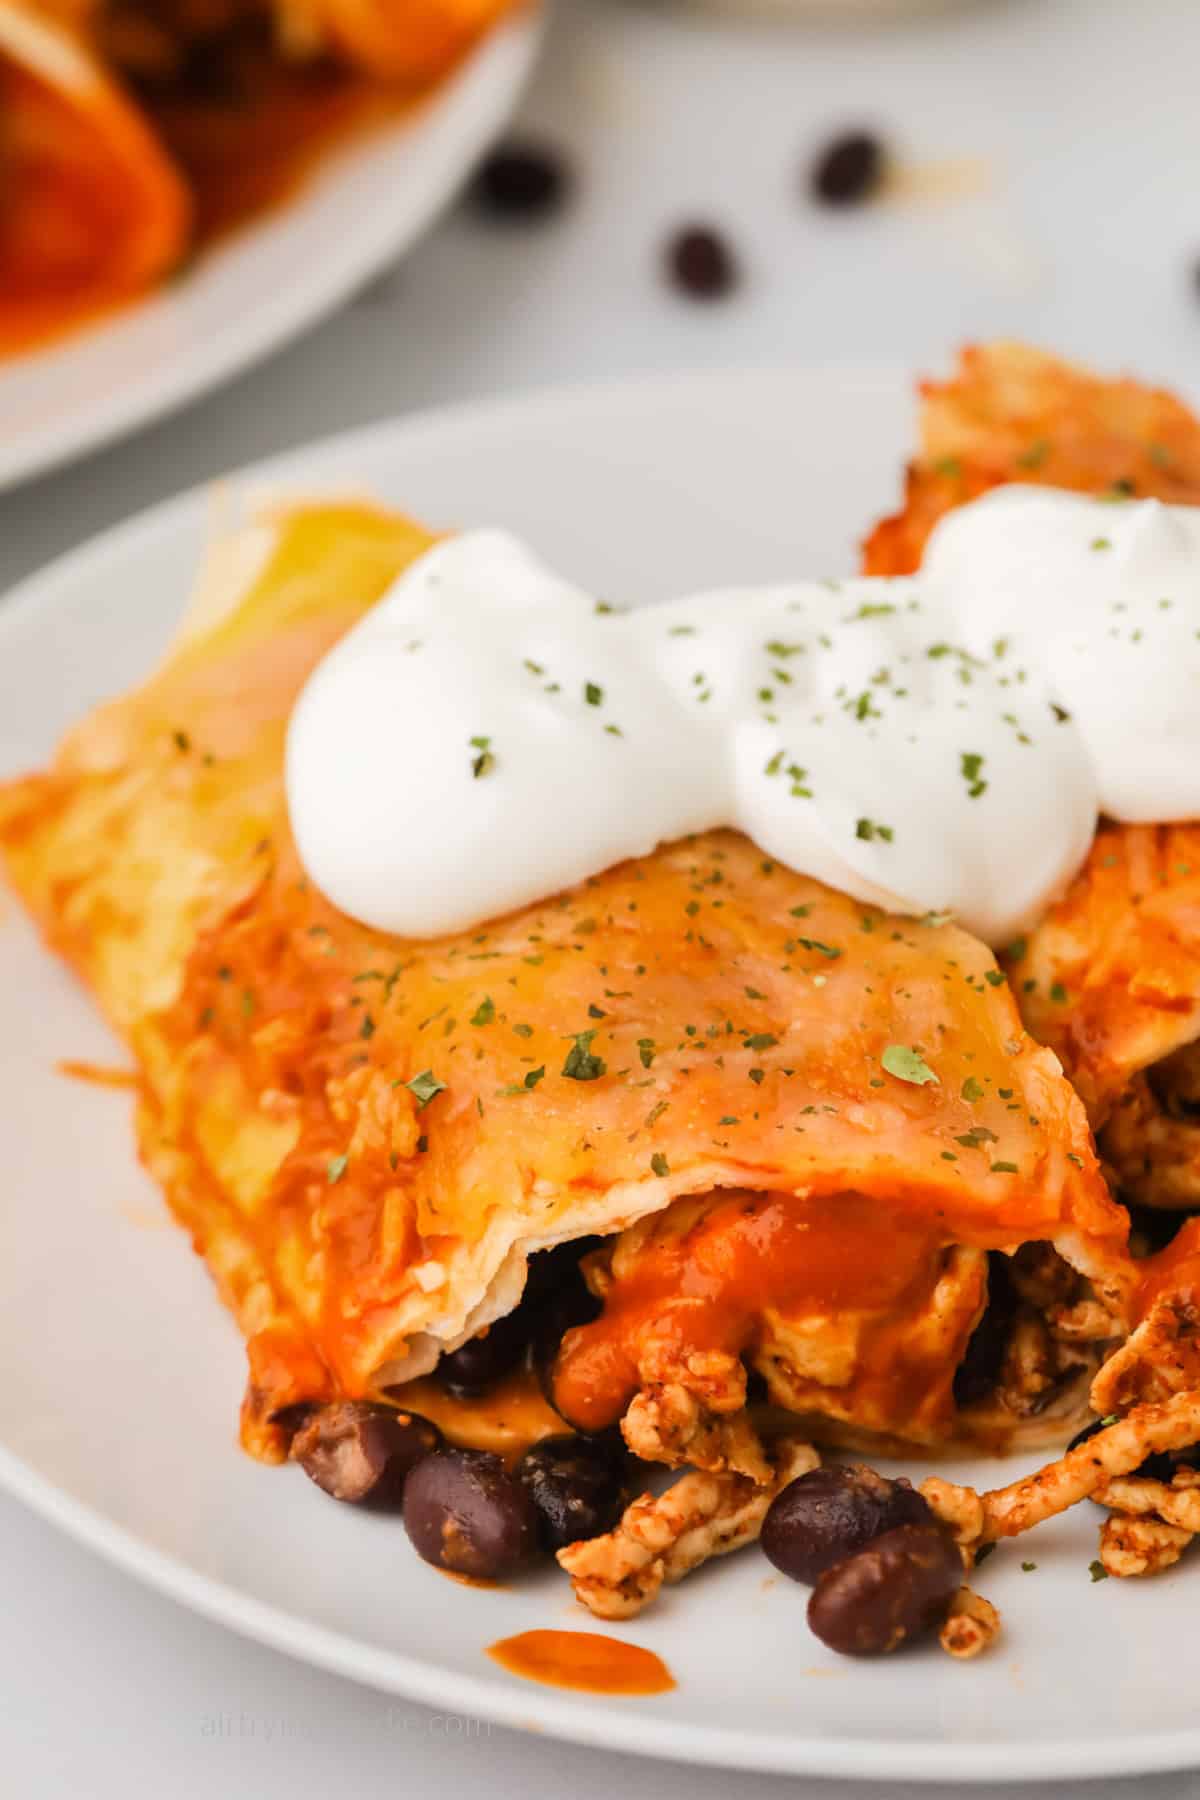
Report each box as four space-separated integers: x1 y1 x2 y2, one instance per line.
1102 1042 1200 1211
548 1195 1119 1470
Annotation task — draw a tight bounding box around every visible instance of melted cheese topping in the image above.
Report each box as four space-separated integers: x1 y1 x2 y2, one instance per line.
0 500 1131 1456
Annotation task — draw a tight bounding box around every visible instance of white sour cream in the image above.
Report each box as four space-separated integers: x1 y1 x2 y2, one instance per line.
285 488 1200 946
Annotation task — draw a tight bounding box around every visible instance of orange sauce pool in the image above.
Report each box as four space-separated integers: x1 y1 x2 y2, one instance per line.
487 1630 675 1697
385 1368 565 1460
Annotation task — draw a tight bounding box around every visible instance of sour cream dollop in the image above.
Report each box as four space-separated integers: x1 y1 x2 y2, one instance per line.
285 488 1200 946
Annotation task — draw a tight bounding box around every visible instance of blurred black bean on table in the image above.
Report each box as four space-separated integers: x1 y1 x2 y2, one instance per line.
811 130 886 207
665 225 739 301
467 141 572 222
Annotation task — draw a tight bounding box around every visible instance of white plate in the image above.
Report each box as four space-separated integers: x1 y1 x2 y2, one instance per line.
0 364 1195 1783
0 12 541 494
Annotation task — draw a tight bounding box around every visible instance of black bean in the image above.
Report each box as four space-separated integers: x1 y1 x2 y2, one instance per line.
524 1237 605 1304
808 1522 961 1656
533 1268 603 1419
436 1306 530 1398
953 1252 1017 1409
291 1402 441 1508
436 1242 604 1401
762 1463 932 1586
811 131 885 207
403 1448 540 1579
270 1401 317 1439
1123 1200 1188 1256
467 142 570 222
665 226 738 301
402 1447 539 1576
515 1433 630 1551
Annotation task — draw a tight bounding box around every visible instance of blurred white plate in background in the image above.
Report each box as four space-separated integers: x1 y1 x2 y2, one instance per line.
1 364 1197 1782
0 10 542 494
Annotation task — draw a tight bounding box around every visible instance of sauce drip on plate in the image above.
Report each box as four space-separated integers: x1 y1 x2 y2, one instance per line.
487 1629 676 1695
55 1059 138 1090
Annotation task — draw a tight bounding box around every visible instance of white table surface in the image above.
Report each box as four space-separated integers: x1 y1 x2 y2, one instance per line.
5 0 1200 1792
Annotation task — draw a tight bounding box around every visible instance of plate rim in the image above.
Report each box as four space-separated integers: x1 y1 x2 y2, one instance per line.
0 10 543 496
4 359 1200 1782
6 1433 1200 1785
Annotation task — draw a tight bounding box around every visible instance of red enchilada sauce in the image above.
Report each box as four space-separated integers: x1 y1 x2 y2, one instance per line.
0 19 417 356
488 1629 675 1696
551 1188 986 1445
141 31 406 251
1135 1215 1200 1319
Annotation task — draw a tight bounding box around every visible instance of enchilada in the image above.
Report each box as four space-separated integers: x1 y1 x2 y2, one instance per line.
11 347 1200 1654
864 342 1200 1222
0 499 1132 1484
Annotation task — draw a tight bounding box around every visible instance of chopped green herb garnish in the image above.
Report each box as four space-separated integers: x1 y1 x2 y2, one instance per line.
1089 1560 1109 1583
469 734 495 779
584 682 604 707
562 1030 607 1081
744 1033 778 1052
856 818 894 843
956 1126 998 1148
524 1065 546 1089
960 751 987 799
1016 438 1050 470
798 938 842 960
470 996 495 1027
406 1069 446 1109
650 1153 670 1177
882 1044 938 1085
637 1038 656 1069
961 1076 984 1103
